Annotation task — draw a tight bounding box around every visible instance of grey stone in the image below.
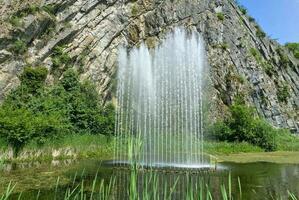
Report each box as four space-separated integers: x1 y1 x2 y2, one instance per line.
0 0 297 133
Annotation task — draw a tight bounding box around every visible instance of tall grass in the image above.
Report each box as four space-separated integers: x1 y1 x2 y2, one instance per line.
1 169 297 200
1 137 298 200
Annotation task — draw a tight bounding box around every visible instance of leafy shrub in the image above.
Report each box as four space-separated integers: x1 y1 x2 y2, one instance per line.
277 84 290 103
9 5 40 26
216 13 225 21
248 16 255 22
10 39 27 55
131 4 138 16
255 25 266 38
20 66 48 93
42 4 58 16
285 43 299 59
250 48 275 75
276 48 290 68
208 103 278 151
0 68 115 155
220 43 228 50
263 62 275 77
51 46 72 69
0 106 68 155
250 48 262 62
240 7 247 15
9 16 22 27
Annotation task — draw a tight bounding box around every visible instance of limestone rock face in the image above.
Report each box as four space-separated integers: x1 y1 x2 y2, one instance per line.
0 0 298 132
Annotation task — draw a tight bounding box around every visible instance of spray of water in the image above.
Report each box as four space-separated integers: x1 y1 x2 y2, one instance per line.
114 28 207 167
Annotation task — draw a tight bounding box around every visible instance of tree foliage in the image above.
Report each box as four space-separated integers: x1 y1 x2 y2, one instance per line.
208 103 277 151
0 67 115 154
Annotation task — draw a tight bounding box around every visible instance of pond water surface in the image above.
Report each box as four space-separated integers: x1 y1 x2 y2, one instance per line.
1 159 299 199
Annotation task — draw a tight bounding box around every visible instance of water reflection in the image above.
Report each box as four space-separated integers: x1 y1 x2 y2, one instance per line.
1 160 299 199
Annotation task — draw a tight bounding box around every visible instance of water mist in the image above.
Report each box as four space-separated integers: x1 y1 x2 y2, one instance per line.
114 28 207 168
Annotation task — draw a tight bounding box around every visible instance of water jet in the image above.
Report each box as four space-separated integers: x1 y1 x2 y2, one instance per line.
113 28 210 170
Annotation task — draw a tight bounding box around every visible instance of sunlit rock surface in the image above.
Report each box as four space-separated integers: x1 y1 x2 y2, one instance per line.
0 0 298 132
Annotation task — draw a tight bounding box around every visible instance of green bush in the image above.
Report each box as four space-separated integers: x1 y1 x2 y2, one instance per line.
10 39 27 55
131 4 138 16
42 4 58 16
285 43 299 59
9 16 22 27
0 106 68 154
240 7 247 15
255 25 266 38
20 66 48 93
276 48 290 68
208 103 277 151
0 68 115 155
9 5 40 26
51 46 72 69
216 13 225 21
277 84 290 103
248 16 255 22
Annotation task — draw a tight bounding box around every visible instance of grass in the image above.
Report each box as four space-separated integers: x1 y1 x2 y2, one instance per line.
0 134 114 161
1 129 299 163
1 136 299 199
204 141 263 155
217 151 299 164
206 130 299 164
276 130 299 151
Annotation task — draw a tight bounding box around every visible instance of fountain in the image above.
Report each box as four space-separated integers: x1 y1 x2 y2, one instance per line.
112 28 210 169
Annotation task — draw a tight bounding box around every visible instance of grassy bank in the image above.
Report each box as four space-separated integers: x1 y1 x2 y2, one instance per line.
0 134 114 162
1 131 299 163
206 131 299 164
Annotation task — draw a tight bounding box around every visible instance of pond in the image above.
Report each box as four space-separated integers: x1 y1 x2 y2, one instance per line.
1 159 299 199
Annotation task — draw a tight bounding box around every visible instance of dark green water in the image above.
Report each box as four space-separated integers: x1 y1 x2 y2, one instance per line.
1 159 299 199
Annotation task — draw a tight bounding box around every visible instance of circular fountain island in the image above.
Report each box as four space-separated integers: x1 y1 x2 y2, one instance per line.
107 28 217 173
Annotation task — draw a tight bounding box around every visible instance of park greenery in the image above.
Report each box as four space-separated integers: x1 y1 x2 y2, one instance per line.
0 66 114 156
207 102 297 152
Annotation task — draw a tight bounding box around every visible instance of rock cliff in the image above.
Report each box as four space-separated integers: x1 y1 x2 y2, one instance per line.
0 0 298 132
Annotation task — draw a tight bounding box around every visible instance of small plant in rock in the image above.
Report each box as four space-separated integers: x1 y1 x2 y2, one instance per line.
51 46 72 69
277 84 290 103
248 16 255 22
42 4 58 16
10 39 27 55
240 6 247 15
220 42 229 51
263 62 275 77
255 25 266 38
131 4 138 16
9 15 22 27
285 43 299 59
216 12 225 21
250 48 262 63
276 48 290 68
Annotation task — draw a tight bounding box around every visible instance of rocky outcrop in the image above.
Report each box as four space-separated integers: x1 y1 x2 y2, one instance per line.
0 0 298 133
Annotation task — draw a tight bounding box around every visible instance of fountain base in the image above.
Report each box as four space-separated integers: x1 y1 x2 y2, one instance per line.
103 160 221 173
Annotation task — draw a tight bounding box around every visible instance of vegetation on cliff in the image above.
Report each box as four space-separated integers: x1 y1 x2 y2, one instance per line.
0 66 115 155
207 102 297 152
285 43 299 59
